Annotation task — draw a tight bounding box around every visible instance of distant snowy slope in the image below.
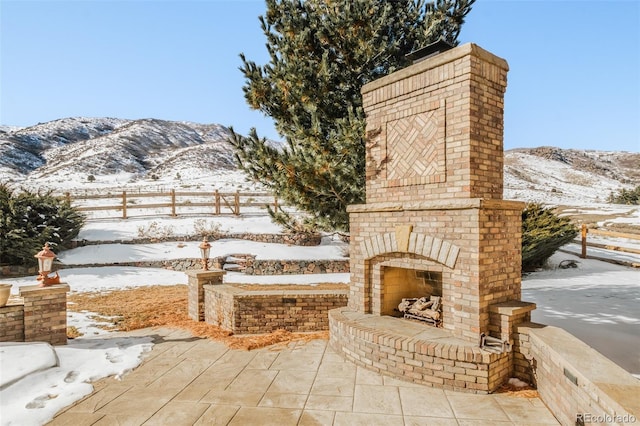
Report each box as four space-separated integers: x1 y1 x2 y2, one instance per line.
0 117 235 182
0 117 127 174
504 147 639 204
1 118 637 207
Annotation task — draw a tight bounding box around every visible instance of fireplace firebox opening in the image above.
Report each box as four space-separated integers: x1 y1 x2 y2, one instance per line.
381 266 442 317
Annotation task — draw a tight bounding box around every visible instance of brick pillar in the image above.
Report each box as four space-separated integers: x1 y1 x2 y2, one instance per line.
186 270 225 321
19 283 70 345
489 301 536 381
489 301 536 343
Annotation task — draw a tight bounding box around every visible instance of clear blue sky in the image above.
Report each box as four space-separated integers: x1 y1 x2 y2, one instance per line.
1 0 639 151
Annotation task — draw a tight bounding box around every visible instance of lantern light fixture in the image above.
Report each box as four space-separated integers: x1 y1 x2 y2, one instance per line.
199 237 211 271
34 242 61 286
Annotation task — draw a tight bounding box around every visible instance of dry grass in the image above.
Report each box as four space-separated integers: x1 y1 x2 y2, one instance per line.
495 382 539 398
67 285 328 350
66 326 83 339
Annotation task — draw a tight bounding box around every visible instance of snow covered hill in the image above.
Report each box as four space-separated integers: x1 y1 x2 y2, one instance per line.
0 117 236 185
1 117 638 205
504 147 639 205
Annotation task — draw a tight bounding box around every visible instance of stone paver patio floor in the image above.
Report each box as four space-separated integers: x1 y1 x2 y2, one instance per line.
48 327 560 425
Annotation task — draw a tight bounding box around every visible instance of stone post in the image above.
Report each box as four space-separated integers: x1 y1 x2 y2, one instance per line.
19 283 70 345
186 270 225 321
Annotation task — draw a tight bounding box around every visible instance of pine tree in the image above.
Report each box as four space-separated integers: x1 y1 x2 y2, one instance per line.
607 185 640 205
521 203 578 271
230 0 475 232
0 184 84 266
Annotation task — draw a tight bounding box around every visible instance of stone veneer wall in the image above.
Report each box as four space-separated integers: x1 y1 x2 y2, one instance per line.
243 259 349 275
25 258 349 276
204 285 348 334
0 284 70 345
515 324 639 426
68 232 322 249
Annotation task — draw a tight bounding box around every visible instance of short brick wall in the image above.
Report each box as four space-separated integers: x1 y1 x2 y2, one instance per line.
516 323 639 426
329 309 511 393
204 285 348 334
0 284 70 345
0 303 25 342
0 264 37 278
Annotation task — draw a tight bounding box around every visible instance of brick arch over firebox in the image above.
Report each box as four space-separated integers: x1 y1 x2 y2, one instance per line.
359 229 461 316
359 229 460 269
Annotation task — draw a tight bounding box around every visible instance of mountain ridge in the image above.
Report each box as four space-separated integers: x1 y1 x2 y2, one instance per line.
1 117 638 205
0 117 235 180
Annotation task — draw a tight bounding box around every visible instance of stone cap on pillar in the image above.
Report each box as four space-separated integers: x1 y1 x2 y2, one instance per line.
185 269 226 279
362 42 508 95
19 283 70 297
489 301 536 316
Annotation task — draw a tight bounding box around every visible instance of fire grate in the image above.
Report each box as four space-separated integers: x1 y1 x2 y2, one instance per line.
397 296 442 327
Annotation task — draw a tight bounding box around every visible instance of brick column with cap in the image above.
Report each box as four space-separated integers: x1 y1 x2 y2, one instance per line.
20 283 70 345
186 270 225 321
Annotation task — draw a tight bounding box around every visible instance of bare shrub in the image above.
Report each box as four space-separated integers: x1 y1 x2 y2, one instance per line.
193 219 226 239
137 221 175 240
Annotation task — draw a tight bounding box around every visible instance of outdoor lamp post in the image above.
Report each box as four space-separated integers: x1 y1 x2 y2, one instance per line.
35 242 60 286
199 237 211 271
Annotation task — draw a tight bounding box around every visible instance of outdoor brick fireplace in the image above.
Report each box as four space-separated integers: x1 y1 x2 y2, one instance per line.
329 43 536 393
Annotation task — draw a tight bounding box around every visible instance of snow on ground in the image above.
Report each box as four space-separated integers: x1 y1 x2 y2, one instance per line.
557 205 639 217
4 267 186 295
78 214 285 241
503 152 630 204
562 242 640 265
57 238 347 266
523 252 640 376
0 337 153 426
15 169 255 194
587 235 640 251
599 206 640 225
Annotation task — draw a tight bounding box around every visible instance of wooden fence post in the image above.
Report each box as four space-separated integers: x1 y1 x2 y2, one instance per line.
274 196 278 211
581 224 587 258
215 190 220 215
234 191 240 215
122 191 127 219
171 189 176 217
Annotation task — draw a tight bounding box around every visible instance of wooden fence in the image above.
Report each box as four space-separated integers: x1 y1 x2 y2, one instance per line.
65 190 279 219
579 224 640 258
